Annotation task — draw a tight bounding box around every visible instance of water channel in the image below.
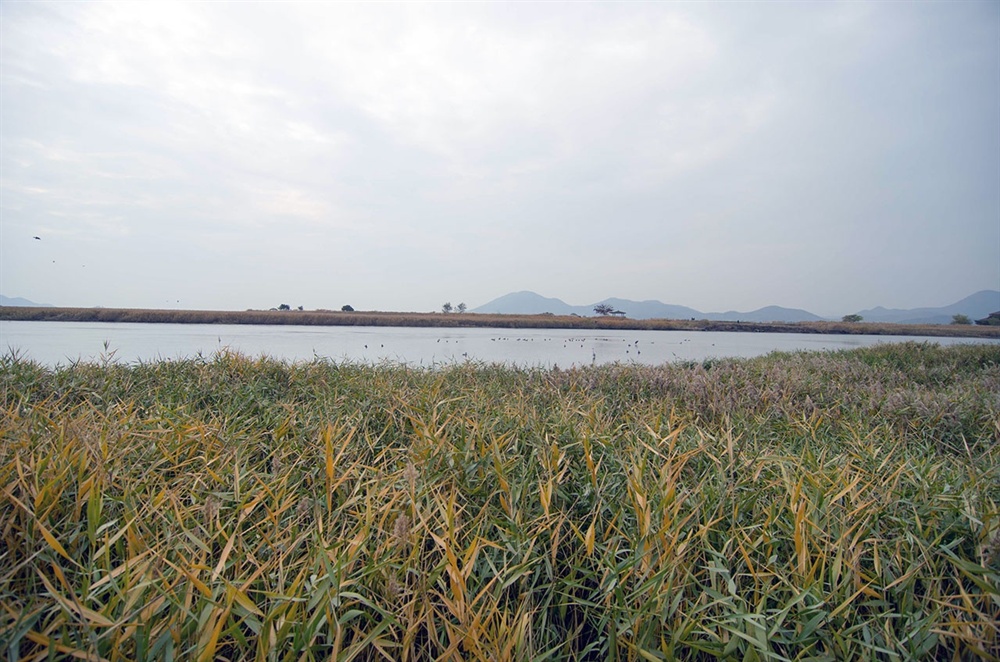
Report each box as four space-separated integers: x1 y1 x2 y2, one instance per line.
2 320 996 368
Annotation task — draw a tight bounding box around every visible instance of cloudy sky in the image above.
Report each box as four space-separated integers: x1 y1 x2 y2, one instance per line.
2 2 997 316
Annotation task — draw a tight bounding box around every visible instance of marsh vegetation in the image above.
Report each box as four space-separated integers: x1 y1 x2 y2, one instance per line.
3 306 1000 339
1 343 998 659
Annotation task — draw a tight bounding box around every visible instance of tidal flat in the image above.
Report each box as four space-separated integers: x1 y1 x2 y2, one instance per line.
1 342 998 660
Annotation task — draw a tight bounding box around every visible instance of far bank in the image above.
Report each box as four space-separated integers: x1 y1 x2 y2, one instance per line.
3 306 999 339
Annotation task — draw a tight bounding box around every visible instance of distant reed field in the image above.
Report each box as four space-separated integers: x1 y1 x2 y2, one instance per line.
1 343 998 660
3 305 1000 338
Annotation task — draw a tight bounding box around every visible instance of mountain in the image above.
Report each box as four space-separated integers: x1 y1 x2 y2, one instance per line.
0 295 53 307
472 291 585 316
474 291 825 322
592 297 703 320
594 299 824 322
852 290 1000 325
708 306 826 323
474 290 999 324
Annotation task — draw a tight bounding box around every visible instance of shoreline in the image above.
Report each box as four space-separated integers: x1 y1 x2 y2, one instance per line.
3 305 999 339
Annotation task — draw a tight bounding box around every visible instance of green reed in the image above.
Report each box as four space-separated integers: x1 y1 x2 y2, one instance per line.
1 342 998 660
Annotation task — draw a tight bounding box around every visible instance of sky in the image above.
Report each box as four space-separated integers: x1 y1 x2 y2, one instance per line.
1 2 997 317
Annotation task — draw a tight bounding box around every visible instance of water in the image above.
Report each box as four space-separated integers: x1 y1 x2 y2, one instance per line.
2 320 996 368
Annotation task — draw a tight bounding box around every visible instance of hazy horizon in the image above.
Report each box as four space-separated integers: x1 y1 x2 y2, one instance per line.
3 287 998 322
3 2 997 317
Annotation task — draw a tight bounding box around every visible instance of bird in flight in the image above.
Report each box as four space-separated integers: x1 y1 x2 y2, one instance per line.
33 236 41 240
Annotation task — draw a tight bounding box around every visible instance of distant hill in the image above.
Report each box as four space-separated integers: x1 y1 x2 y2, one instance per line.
852 290 1000 325
709 305 825 323
594 297 703 320
474 292 824 322
472 291 583 316
474 290 999 324
472 291 713 319
0 295 52 307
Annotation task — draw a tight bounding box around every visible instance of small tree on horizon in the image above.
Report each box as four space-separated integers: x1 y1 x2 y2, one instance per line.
457 302 467 313
842 314 863 323
594 304 614 316
442 302 453 314
341 305 354 312
951 314 972 325
278 304 291 311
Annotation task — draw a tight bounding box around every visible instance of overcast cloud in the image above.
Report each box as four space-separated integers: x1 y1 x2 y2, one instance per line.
2 2 997 316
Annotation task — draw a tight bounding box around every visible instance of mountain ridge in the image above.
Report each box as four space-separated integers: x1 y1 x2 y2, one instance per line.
473 290 1000 324
0 295 53 308
853 290 1000 325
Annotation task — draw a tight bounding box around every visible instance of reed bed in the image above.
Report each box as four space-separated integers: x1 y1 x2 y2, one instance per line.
4 306 1000 338
1 342 998 660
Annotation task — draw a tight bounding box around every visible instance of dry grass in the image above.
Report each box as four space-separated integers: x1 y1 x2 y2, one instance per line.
3 306 999 338
1 342 998 660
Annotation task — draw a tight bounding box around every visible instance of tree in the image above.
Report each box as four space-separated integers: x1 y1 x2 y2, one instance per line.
594 304 614 316
951 314 972 325
297 306 304 311
278 303 290 311
341 305 354 312
842 314 862 323
457 302 467 313
442 302 453 314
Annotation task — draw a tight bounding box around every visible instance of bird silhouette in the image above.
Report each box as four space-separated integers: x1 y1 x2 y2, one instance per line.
33 236 41 240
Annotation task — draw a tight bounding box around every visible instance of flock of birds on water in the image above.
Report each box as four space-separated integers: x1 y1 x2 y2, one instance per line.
346 335 715 364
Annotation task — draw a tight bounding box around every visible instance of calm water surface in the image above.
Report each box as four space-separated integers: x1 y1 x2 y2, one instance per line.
2 321 996 368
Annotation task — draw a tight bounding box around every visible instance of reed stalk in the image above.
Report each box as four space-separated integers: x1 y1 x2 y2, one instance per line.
1 342 997 659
